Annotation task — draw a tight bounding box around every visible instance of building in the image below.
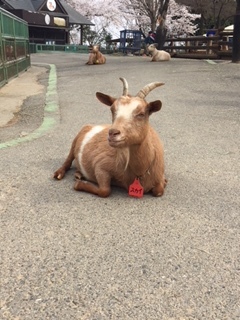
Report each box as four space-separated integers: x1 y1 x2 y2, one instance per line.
0 0 93 45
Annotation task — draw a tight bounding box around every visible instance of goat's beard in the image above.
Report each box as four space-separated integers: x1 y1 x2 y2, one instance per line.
116 147 130 172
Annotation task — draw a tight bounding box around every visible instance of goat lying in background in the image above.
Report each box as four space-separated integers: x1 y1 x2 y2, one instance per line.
54 78 167 198
147 44 171 61
86 45 106 65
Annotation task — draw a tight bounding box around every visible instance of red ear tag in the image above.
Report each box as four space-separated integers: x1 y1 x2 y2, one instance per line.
128 178 144 198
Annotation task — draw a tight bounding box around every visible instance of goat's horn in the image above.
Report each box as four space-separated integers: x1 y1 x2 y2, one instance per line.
119 77 128 96
136 82 164 99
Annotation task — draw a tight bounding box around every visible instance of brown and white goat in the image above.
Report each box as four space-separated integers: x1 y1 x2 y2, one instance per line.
148 44 171 61
86 45 106 65
54 78 167 198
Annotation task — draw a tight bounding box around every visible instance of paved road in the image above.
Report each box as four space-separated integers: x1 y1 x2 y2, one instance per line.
0 53 240 319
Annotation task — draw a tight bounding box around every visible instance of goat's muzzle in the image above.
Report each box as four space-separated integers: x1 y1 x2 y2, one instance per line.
108 128 122 147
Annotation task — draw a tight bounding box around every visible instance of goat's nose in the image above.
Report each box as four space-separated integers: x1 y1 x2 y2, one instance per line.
109 128 120 138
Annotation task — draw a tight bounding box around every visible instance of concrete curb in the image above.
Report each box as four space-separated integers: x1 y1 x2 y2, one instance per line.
0 64 59 150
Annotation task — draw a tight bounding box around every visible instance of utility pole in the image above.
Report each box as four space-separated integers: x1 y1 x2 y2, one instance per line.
232 0 240 62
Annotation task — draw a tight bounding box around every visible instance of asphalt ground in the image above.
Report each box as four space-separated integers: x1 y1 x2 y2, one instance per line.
0 53 239 320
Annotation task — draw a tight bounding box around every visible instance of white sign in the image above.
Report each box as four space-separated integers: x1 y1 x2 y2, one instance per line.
45 14 50 25
47 0 56 11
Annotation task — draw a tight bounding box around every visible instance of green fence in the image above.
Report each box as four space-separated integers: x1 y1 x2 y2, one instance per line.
31 43 89 54
30 43 113 55
0 8 30 88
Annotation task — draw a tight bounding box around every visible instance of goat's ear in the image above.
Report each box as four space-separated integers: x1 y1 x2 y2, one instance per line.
96 92 116 106
147 100 162 115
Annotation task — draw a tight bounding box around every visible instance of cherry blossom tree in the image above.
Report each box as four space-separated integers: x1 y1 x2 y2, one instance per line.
176 0 235 31
66 0 124 44
120 0 200 47
166 0 201 37
120 0 161 33
67 0 200 47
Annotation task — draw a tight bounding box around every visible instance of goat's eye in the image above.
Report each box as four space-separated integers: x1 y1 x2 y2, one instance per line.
136 112 145 119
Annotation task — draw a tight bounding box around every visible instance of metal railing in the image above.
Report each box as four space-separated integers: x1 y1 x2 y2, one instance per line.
164 31 233 59
32 43 89 54
0 8 30 88
111 29 233 59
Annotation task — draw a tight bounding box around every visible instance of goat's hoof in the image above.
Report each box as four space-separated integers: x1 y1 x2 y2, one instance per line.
152 182 165 196
53 169 65 180
164 179 168 187
154 191 164 197
74 171 82 180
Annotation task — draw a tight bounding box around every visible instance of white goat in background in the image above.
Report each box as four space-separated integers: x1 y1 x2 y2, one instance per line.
148 44 171 62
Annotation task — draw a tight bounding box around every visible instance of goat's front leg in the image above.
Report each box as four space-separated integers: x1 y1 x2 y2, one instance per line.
86 53 94 65
54 155 74 180
74 173 111 198
74 180 111 197
53 139 77 180
152 178 167 197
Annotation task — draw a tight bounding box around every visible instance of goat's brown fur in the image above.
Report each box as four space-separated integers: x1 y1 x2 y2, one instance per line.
86 45 106 65
54 79 167 197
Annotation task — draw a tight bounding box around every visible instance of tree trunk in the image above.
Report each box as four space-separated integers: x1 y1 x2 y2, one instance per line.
232 1 240 63
155 0 170 50
155 24 167 49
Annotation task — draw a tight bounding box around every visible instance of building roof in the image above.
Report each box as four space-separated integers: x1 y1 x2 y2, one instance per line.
2 0 35 11
0 0 93 25
31 0 46 11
